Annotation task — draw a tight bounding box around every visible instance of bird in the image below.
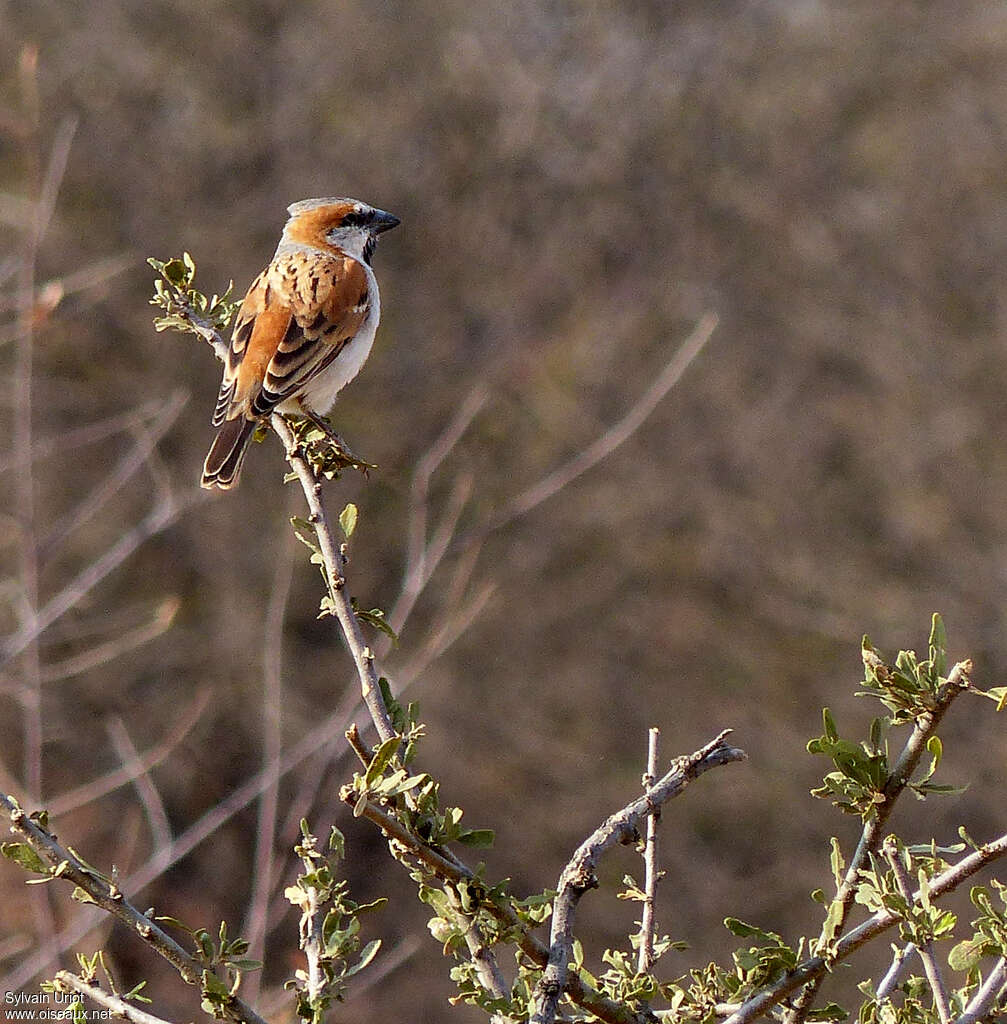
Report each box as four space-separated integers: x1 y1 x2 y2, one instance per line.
201 196 400 489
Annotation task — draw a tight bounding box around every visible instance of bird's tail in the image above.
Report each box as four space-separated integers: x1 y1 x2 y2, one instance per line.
201 417 257 490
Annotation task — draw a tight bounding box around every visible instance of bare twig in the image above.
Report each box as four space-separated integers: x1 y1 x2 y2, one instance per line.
788 661 972 1023
38 597 180 685
0 396 183 474
724 832 1007 1024
882 838 951 1023
488 313 718 533
242 524 295 1002
531 731 746 1024
0 792 269 1024
638 727 661 975
389 385 488 633
107 717 172 859
0 250 135 315
39 391 187 560
0 684 360 993
46 689 208 816
10 57 78 957
53 972 178 1024
0 496 192 669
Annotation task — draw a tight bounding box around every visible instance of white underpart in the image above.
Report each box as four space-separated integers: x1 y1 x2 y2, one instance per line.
272 231 381 416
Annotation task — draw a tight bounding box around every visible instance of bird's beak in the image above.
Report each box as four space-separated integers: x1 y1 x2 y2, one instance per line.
372 209 401 233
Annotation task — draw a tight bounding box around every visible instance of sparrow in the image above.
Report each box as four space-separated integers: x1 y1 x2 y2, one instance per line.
201 196 400 489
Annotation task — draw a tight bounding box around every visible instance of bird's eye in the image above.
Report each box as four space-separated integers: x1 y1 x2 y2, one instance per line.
339 210 369 229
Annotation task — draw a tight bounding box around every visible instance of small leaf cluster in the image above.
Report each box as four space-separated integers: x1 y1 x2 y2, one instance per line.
45 951 151 1024
661 928 844 1024
854 846 957 948
808 615 965 817
1 803 120 901
290 514 339 610
808 707 892 817
284 822 385 1024
949 881 1007 972
423 879 552 1018
857 976 941 1024
148 253 237 340
592 942 680 1009
857 614 954 723
345 698 495 852
284 417 376 482
155 916 260 1016
855 879 1007 1024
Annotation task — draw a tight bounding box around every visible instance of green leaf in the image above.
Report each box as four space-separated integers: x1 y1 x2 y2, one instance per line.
806 1002 848 1022
159 257 191 288
290 516 320 554
456 828 496 848
829 837 846 889
948 936 987 972
345 938 381 979
328 826 345 858
365 736 402 786
723 918 784 944
819 899 844 946
201 971 231 999
339 503 358 539
976 686 1007 710
929 613 947 678
354 606 399 645
225 958 262 973
822 707 838 742
0 841 48 874
121 981 152 1003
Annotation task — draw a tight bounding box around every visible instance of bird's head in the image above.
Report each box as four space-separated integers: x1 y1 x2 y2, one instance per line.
282 197 400 263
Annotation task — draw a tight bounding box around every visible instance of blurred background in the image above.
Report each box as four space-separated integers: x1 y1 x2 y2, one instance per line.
1 1 1005 1020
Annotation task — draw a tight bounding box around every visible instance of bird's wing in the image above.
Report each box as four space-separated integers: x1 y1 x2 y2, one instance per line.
212 251 371 424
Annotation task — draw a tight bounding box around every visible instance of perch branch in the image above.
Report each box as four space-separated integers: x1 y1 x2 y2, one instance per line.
875 942 916 1000
445 882 516 1024
271 414 396 744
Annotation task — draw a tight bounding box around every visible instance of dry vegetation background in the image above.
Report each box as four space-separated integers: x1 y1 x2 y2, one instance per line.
1 1 1006 1021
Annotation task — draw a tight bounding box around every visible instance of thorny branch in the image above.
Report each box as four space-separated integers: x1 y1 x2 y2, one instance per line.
341 788 657 1024
883 838 951 1024
953 957 1007 1024
0 792 269 1024
531 731 747 1024
52 972 176 1024
638 727 661 976
787 660 971 1024
723 832 1007 1024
